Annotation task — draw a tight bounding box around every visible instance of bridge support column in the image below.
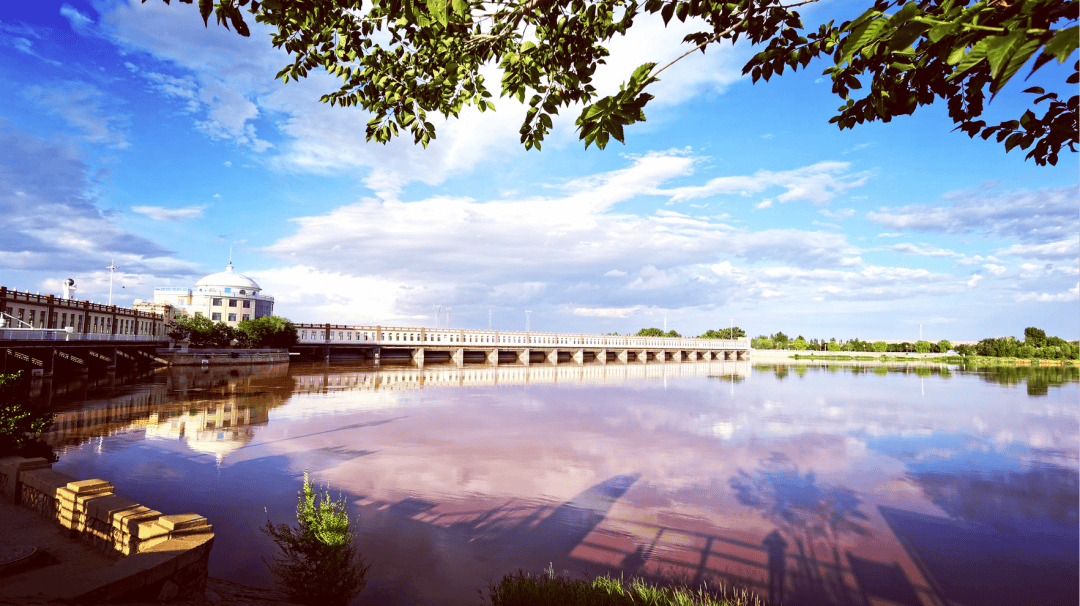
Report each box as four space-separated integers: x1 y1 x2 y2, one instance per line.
547 349 558 365
638 350 647 363
412 347 425 368
519 348 530 366
453 348 464 367
573 349 584 364
617 350 628 363
598 349 607 365
486 349 498 366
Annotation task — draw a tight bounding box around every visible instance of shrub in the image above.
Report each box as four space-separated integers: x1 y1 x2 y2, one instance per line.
0 372 56 462
262 471 371 606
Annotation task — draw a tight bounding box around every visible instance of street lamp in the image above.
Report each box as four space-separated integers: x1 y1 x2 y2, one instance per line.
106 260 119 305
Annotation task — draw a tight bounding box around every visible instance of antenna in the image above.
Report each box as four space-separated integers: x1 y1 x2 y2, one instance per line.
663 312 667 333
525 310 531 333
488 309 492 330
433 304 442 328
229 243 233 264
446 307 451 328
106 260 119 305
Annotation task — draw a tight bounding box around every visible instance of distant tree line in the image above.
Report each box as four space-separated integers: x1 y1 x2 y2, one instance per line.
168 315 299 349
745 326 1078 360
628 327 747 339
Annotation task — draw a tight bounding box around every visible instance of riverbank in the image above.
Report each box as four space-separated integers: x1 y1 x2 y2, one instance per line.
749 349 1078 366
157 348 291 366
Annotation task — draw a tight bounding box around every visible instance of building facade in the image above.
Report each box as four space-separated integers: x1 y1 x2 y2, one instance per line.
136 263 274 328
0 286 166 337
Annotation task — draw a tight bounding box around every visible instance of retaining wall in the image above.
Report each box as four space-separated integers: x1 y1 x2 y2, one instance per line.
0 456 213 602
158 348 290 366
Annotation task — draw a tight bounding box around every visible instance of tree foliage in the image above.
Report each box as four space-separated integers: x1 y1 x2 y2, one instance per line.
159 0 1076 164
171 315 237 348
0 372 57 462
698 326 746 338
262 471 371 606
237 316 300 348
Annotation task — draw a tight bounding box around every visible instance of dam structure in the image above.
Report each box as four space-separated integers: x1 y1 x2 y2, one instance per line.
294 324 751 367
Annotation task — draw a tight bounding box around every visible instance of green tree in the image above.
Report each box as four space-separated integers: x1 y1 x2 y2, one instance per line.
1024 327 1048 347
826 341 842 351
914 340 932 353
751 336 774 349
937 339 952 353
872 340 888 352
698 327 746 339
0 372 56 462
663 329 682 338
635 327 665 337
955 343 974 356
237 316 300 348
174 0 1076 164
790 337 809 350
771 331 790 348
262 471 371 606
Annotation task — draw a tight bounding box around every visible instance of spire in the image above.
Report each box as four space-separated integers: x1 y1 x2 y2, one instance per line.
225 262 234 273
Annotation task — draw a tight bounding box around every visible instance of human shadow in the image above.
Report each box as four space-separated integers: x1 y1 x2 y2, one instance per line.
729 453 871 606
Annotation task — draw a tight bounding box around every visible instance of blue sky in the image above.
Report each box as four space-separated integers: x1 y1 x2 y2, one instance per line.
2 0 1077 341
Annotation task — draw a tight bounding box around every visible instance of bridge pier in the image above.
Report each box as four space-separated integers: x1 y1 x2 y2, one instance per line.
519 348 530 366
617 350 628 363
412 347 425 368
546 349 558 365
597 349 607 365
572 349 584 364
486 349 498 365
453 348 463 367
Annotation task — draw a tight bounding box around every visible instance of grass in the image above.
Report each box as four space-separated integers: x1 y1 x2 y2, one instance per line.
479 564 764 606
789 353 1079 366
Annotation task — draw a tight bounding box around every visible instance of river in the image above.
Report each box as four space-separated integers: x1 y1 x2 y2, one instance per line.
34 360 1079 606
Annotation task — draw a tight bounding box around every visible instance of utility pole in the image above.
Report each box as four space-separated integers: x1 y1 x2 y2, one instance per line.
525 310 531 333
106 260 119 305
446 307 451 328
433 304 441 328
488 309 492 330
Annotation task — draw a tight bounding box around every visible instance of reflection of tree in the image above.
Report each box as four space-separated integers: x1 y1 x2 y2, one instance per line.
774 366 789 381
911 465 1079 531
793 365 809 378
963 365 1078 397
730 453 870 605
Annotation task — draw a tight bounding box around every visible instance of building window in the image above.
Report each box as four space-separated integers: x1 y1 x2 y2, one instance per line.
212 298 222 306
229 300 237 307
339 331 344 340
212 313 222 321
302 331 307 340
228 313 237 322
243 300 250 308
17 309 24 321
242 314 250 321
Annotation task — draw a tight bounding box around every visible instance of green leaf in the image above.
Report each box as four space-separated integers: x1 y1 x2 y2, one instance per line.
425 0 448 27
947 40 987 79
928 22 958 44
1045 26 1079 64
199 0 213 26
838 16 888 66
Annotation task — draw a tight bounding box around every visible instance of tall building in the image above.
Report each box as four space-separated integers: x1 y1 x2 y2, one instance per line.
136 263 274 327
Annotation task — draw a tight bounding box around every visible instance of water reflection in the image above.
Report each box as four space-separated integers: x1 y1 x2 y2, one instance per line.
42 360 1078 606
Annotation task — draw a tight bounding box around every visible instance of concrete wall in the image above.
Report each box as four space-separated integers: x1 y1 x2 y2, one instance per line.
158 349 290 366
0 456 213 602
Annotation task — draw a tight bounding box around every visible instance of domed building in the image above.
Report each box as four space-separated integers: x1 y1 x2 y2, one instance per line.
137 262 274 326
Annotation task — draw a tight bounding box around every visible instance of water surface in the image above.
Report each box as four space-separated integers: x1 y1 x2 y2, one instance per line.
42 360 1079 606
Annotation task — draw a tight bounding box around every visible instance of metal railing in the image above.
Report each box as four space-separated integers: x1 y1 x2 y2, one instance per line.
0 329 162 342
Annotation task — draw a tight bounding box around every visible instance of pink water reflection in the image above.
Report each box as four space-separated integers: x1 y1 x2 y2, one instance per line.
50 361 1078 606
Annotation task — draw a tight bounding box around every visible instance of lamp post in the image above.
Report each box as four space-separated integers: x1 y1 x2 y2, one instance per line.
106 261 119 305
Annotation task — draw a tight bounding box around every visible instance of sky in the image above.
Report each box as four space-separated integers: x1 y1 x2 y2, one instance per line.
1 0 1077 342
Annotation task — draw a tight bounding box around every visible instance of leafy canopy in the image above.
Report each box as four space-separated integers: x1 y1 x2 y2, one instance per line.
160 0 1076 164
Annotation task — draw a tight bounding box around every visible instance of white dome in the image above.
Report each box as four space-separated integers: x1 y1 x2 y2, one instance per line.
194 263 261 291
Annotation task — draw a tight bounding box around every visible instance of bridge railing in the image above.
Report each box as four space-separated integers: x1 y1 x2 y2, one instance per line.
0 329 162 342
294 324 750 350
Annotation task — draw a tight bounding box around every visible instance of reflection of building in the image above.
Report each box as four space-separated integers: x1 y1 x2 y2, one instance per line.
144 401 268 463
134 263 274 327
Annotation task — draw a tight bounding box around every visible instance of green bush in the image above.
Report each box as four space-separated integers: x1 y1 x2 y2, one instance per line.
871 341 887 352
262 471 371 606
480 564 760 606
0 372 56 462
237 316 299 349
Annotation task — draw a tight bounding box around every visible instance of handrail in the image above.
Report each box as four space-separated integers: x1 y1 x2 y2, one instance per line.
0 329 163 342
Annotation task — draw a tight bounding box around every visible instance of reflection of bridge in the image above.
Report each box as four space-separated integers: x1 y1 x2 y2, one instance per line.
294 324 750 367
291 359 751 393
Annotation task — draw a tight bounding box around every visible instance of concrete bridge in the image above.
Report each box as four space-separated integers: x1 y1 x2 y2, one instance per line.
294 324 751 367
0 327 168 377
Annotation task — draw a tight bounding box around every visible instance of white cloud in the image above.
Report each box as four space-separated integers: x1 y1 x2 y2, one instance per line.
755 199 773 209
812 221 842 230
1017 283 1079 302
997 238 1079 261
223 161 232 167
604 269 627 277
867 185 1079 244
663 161 869 206
887 243 961 258
23 81 129 148
819 208 856 220
967 274 983 288
59 4 96 36
877 232 902 238
572 306 646 318
983 263 1007 276
132 205 206 221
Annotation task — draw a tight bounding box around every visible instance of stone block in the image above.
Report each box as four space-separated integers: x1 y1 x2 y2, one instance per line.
135 518 171 540
20 468 76 497
113 507 162 534
87 494 140 524
0 456 52 503
66 478 113 494
156 513 209 532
